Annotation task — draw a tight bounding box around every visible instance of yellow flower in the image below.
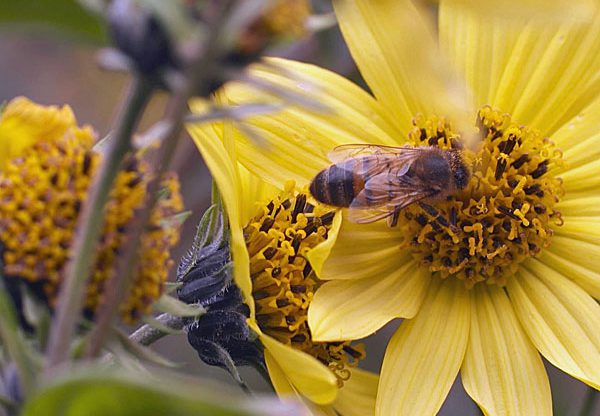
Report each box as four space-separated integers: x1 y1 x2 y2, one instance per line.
188 118 377 415
190 1 600 415
0 97 183 322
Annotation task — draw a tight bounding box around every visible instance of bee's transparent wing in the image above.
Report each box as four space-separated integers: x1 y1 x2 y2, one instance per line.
347 172 440 224
327 144 424 176
327 144 420 163
346 206 397 224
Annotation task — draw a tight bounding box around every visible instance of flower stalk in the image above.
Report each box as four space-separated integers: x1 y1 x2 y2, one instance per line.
84 0 239 358
0 277 36 396
580 387 599 416
45 76 154 368
129 313 186 346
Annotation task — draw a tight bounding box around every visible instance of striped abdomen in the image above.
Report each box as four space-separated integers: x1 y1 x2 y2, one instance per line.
309 159 366 207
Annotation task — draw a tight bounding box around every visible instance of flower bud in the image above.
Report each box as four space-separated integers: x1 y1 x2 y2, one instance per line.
108 0 175 74
177 207 265 373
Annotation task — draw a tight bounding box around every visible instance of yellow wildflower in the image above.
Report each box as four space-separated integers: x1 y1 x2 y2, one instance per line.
0 97 183 322
190 1 600 414
187 120 377 415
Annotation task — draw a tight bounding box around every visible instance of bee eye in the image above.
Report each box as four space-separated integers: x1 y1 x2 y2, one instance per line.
453 164 470 189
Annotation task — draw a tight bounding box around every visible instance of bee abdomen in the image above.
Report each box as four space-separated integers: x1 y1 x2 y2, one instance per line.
310 163 362 207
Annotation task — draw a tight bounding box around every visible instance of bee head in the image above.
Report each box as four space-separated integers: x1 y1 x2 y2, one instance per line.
449 150 470 190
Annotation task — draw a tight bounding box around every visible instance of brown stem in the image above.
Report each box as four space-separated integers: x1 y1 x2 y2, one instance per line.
45 77 154 369
579 386 599 416
84 0 238 358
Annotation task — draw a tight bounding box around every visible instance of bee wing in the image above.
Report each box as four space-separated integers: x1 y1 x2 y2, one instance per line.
347 172 440 224
346 206 398 224
328 144 421 163
328 144 424 176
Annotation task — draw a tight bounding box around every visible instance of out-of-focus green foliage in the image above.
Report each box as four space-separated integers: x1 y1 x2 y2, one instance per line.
22 367 298 416
0 0 107 43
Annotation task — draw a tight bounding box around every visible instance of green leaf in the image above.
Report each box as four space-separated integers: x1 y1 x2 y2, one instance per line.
0 0 108 44
160 211 192 229
0 279 38 396
113 328 179 368
153 294 206 317
163 281 182 295
22 366 300 416
21 286 52 349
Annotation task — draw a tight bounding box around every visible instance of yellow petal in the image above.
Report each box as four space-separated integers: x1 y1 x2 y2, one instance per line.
556 196 600 217
508 260 600 389
441 2 600 137
0 97 80 170
308 264 430 342
260 332 338 405
537 250 600 300
439 1 511 109
237 162 280 225
333 368 378 416
555 217 600 245
552 93 600 167
561 159 600 193
265 349 296 396
187 121 254 314
509 14 600 137
377 279 470 416
265 352 336 416
560 132 600 173
461 284 551 415
334 0 469 134
313 219 407 281
443 0 596 21
549 235 600 272
306 210 342 276
213 57 398 190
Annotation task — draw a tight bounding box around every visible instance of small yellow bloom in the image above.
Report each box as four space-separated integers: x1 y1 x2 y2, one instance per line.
0 97 83 170
190 1 600 415
188 120 377 415
236 0 311 57
0 97 183 322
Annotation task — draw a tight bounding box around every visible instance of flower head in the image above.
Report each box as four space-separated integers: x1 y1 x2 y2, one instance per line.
190 1 600 414
177 206 264 373
187 119 377 414
0 97 183 322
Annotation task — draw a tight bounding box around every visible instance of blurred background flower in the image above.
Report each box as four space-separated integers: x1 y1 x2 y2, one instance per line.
0 97 183 322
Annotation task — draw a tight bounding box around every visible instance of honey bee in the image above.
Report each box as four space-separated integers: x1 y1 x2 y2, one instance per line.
309 144 470 226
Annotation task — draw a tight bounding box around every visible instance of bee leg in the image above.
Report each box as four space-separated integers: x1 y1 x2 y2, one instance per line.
387 206 401 227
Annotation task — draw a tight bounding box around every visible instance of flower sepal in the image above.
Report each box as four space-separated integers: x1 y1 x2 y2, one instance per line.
177 205 266 382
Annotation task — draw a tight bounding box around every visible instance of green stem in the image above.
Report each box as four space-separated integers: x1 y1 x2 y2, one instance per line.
0 279 35 396
45 77 154 369
0 391 18 412
579 386 599 416
84 0 237 358
128 313 185 346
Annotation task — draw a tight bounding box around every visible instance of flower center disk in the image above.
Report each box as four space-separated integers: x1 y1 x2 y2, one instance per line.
244 187 364 386
0 130 183 322
401 107 564 287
